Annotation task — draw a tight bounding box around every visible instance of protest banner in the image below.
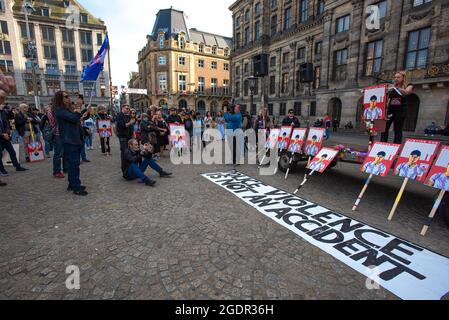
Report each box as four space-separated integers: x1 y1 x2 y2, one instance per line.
304 128 325 158
274 127 293 175
285 128 308 180
363 84 387 121
98 120 113 138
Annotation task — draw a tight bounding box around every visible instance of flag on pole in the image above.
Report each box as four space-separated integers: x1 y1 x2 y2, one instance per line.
81 34 109 82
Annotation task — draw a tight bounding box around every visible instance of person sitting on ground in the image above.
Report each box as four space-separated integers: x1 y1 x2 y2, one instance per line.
424 122 440 137
123 139 172 186
345 121 354 130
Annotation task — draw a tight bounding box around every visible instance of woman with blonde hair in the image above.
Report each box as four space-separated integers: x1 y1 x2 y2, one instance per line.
381 71 414 144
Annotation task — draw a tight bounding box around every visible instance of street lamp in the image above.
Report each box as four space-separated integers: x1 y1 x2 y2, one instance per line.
248 76 257 115
23 1 40 110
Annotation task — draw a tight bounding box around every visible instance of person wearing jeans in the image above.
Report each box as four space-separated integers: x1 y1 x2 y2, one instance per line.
97 105 111 155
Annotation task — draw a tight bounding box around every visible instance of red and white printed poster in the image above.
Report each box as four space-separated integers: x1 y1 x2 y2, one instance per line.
304 128 325 157
360 142 401 177
277 127 293 151
394 139 440 182
307 148 339 173
288 128 307 154
26 141 45 163
98 120 113 138
170 124 187 149
363 85 387 121
265 128 280 150
425 146 449 191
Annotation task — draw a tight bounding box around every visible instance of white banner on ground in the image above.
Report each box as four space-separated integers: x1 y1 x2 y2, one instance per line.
202 171 449 300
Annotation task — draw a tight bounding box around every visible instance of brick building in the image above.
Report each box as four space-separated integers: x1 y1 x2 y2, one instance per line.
229 0 449 131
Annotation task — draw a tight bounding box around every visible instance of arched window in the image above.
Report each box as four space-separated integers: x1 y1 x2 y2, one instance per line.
159 36 164 49
328 98 342 124
197 100 206 116
178 99 187 109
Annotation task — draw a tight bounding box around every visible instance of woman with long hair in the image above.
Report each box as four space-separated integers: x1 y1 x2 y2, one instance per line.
54 91 88 196
381 71 414 144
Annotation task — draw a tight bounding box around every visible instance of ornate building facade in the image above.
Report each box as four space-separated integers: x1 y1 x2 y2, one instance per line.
137 8 232 115
230 0 449 131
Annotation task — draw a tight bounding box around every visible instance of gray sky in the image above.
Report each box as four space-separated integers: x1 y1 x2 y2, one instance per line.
78 0 235 88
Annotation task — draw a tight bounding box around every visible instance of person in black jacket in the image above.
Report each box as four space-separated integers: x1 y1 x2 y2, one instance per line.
116 104 134 174
282 109 301 128
123 139 172 186
54 91 87 196
166 107 181 125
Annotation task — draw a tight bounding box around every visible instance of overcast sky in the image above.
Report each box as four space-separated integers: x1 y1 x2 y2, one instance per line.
78 0 235 88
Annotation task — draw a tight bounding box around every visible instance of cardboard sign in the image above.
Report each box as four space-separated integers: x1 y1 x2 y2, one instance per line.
26 141 44 163
394 139 440 182
202 171 449 300
361 142 401 177
169 124 187 149
98 120 113 138
265 129 280 150
288 128 308 154
304 128 325 157
425 146 449 191
277 127 293 151
363 85 387 121
307 148 339 173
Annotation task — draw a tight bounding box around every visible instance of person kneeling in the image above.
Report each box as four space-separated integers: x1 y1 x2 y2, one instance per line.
123 139 172 187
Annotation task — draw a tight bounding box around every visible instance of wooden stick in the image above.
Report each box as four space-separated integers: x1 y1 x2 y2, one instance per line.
258 148 269 167
285 156 294 180
274 149 281 175
420 190 446 237
388 178 409 221
352 174 373 211
294 170 315 194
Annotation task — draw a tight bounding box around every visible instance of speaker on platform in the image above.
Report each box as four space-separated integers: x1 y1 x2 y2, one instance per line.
253 54 268 77
299 63 314 83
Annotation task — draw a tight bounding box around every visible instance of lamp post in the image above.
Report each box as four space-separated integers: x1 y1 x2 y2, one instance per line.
248 76 257 115
23 1 40 110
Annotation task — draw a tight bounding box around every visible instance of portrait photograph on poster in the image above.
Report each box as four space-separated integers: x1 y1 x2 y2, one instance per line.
98 120 113 138
304 128 325 157
265 128 280 150
425 146 449 191
307 148 339 173
277 127 293 151
363 84 387 121
361 142 401 177
394 139 440 182
169 124 187 150
288 128 308 154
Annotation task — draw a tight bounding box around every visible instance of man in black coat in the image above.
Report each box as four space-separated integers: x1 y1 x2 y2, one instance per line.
115 104 135 175
282 109 301 128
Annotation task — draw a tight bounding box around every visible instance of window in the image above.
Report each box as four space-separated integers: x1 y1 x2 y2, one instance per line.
20 23 35 40
253 79 259 95
0 60 13 73
61 29 74 43
244 27 250 46
236 65 240 75
283 52 290 64
178 75 186 91
281 73 289 93
315 42 322 55
255 2 261 15
41 26 55 41
65 65 77 74
271 0 278 9
25 80 41 95
244 63 249 73
365 40 383 76
179 37 185 49
314 66 321 89
310 101 316 116
223 80 229 95
212 46 217 55
296 70 301 91
244 80 249 96
268 104 273 116
406 27 431 70
269 76 276 94
80 31 92 45
63 47 76 61
294 102 302 116
299 0 308 23
46 63 58 75
199 44 204 53
413 0 432 7
270 56 276 68
0 1 5 13
47 81 61 96
178 56 186 65
235 81 240 97
334 49 348 81
236 32 241 48
336 15 350 33
254 20 261 41
376 1 387 19
198 59 204 68
97 33 103 45
80 13 88 23
280 103 287 116
159 74 167 91
198 77 205 93
224 63 229 71
297 47 306 59
65 82 79 93
245 9 250 21
224 49 229 57
44 45 57 59
0 22 11 55
83 81 95 97
1 20 8 34
271 15 278 36
41 7 50 17
284 7 292 30
211 61 217 69
159 56 166 65
317 0 324 16
236 16 241 28
82 48 93 62
211 78 217 94
159 36 164 48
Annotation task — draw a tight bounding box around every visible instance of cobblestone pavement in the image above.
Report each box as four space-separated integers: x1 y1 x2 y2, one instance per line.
1 137 448 300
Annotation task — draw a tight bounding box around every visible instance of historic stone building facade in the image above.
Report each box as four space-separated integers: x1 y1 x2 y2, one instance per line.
1 0 111 108
137 8 232 115
230 0 449 132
